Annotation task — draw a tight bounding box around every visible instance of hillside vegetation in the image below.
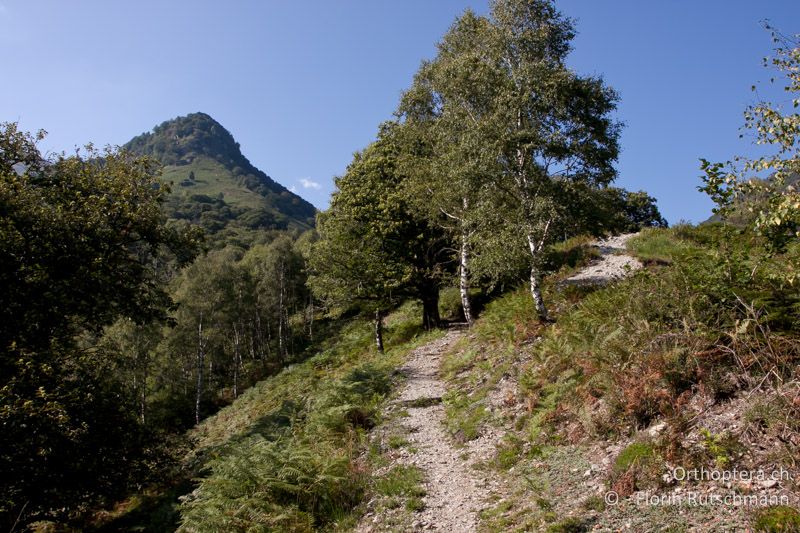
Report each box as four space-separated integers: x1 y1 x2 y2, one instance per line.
0 123 321 529
438 225 800 530
94 303 442 531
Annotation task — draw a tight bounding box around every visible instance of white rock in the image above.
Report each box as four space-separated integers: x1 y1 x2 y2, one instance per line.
648 422 667 437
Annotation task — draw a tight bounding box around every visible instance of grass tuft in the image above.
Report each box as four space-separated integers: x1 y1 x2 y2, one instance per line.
752 505 800 532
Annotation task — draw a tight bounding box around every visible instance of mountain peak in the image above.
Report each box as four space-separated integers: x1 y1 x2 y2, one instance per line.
126 112 246 168
124 113 317 237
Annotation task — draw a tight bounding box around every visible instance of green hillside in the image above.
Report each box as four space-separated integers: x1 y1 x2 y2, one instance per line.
161 157 266 211
125 112 317 243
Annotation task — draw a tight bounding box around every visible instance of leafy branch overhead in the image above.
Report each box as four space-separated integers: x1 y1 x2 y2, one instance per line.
701 27 800 253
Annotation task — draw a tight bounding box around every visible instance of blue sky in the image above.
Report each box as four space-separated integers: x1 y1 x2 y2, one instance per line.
1 1 798 223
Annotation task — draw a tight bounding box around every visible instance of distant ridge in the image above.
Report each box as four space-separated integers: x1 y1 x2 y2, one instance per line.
125 112 316 240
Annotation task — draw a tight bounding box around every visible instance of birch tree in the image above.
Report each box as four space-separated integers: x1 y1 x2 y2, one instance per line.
101 319 162 425
483 0 621 319
398 10 499 326
398 0 620 321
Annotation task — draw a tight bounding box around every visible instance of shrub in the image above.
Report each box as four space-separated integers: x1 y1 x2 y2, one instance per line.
610 442 662 496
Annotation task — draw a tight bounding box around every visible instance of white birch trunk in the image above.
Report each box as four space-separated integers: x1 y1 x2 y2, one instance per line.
527 233 549 321
374 309 384 354
277 265 285 360
232 324 241 399
140 356 147 425
195 313 205 425
459 232 474 326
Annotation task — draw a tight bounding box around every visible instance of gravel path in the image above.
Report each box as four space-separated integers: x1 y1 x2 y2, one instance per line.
562 233 642 286
357 329 496 532
359 234 642 532
395 330 492 531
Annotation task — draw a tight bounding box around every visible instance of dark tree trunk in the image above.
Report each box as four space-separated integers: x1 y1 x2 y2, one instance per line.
421 288 441 330
374 309 384 354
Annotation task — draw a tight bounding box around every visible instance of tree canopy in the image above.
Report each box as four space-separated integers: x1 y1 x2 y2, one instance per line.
309 124 450 347
396 0 621 320
0 123 201 525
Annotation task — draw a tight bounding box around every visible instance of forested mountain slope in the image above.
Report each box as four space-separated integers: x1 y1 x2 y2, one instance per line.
125 112 316 244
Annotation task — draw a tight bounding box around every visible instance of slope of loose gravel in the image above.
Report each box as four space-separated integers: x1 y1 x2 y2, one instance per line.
562 233 642 286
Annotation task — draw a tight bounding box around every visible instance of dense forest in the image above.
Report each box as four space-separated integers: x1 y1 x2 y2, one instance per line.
0 123 321 528
1 0 799 531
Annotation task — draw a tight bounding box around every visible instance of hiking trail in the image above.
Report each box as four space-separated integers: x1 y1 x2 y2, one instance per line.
358 234 641 532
